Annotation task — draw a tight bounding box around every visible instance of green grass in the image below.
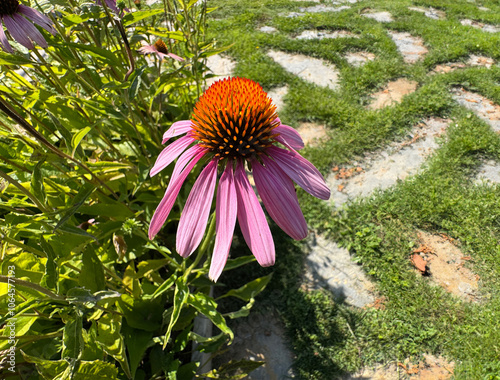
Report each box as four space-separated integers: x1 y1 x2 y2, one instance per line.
208 0 500 378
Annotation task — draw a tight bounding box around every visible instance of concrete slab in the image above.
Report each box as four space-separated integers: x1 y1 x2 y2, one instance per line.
460 19 500 33
345 51 376 67
367 78 418 110
295 30 359 40
268 50 340 90
475 160 500 184
267 85 289 113
205 54 236 87
362 11 394 23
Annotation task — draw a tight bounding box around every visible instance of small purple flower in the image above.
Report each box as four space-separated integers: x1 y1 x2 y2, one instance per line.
149 77 330 281
138 39 184 62
0 0 56 53
95 0 129 17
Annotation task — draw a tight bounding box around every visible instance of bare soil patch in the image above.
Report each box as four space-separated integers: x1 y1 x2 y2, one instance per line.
296 122 328 147
413 231 479 301
368 78 418 109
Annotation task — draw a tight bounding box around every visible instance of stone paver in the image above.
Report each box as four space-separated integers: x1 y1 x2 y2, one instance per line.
408 6 446 20
259 26 277 33
213 311 295 380
475 160 500 184
467 55 495 68
362 11 394 23
299 4 350 13
327 118 450 207
268 50 340 90
388 31 428 64
304 234 376 308
205 54 236 87
368 78 418 109
345 51 376 67
295 30 359 40
451 88 500 132
461 19 500 33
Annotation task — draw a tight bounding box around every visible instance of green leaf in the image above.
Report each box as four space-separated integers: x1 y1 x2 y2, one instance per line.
40 237 58 290
71 127 92 158
78 246 106 293
122 9 164 26
164 278 190 346
31 159 46 204
73 360 118 380
0 316 38 350
117 294 163 332
0 51 33 65
152 273 177 299
122 322 153 379
218 274 272 302
54 182 95 232
187 293 233 341
223 255 256 271
62 313 84 359
96 314 131 379
78 203 134 219
203 359 264 379
21 353 69 380
58 42 121 65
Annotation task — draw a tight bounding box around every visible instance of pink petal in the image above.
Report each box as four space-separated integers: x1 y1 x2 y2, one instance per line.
260 155 295 195
0 20 13 53
268 146 330 200
176 159 218 257
234 161 275 267
252 159 308 240
150 135 194 177
148 148 206 239
162 120 193 144
13 14 47 48
18 5 56 35
3 15 34 49
275 124 304 150
210 164 238 282
170 145 205 184
138 45 157 55
168 53 184 62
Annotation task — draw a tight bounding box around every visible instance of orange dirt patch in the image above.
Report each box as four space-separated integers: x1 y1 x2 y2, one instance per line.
368 78 418 109
296 122 328 147
415 231 479 301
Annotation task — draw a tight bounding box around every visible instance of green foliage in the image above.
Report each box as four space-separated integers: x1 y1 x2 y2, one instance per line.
0 1 268 379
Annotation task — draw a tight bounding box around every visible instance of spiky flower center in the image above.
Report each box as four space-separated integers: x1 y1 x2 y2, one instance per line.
153 39 168 55
0 0 19 15
191 77 279 159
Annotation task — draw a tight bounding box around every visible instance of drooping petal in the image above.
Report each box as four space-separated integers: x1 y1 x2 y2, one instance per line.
3 15 34 49
170 145 205 184
275 124 304 150
168 52 184 62
12 14 47 48
268 146 330 200
18 5 56 35
0 20 13 53
252 159 308 240
138 45 157 55
176 159 218 257
210 164 238 282
148 148 206 239
162 120 193 144
234 161 275 267
150 135 194 177
260 155 295 195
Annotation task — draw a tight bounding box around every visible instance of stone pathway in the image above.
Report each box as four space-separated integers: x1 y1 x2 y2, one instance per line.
388 31 428 64
451 88 500 133
295 30 360 40
408 6 446 20
304 234 376 308
345 51 376 67
475 160 500 184
460 19 500 33
267 50 340 90
361 11 394 23
327 118 450 207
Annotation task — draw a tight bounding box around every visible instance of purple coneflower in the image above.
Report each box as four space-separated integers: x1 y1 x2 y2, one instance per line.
0 0 56 53
138 39 184 62
149 77 330 281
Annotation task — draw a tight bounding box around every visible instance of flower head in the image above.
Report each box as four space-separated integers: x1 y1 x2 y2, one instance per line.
138 39 184 62
149 77 330 281
0 0 56 53
95 0 128 17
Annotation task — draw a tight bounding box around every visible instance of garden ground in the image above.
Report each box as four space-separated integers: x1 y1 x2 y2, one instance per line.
206 0 500 378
